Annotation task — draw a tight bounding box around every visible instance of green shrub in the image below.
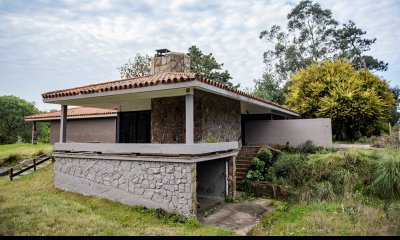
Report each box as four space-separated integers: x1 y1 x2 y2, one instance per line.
250 157 265 172
280 140 322 154
281 142 296 153
246 169 264 181
297 140 321 154
267 153 306 182
257 148 274 167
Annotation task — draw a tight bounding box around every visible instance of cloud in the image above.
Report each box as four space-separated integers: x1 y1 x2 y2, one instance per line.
0 0 398 111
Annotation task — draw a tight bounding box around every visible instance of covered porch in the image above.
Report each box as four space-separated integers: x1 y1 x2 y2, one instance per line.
43 72 299 218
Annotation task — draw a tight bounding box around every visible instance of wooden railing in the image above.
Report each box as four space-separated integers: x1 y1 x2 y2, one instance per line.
9 153 54 181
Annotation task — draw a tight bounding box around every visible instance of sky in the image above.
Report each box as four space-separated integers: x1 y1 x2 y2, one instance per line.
0 0 399 111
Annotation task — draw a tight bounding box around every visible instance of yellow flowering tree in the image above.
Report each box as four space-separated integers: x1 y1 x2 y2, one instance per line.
286 59 396 140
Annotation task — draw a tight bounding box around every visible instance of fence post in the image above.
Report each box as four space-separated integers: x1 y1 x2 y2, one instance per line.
9 168 13 181
33 158 36 171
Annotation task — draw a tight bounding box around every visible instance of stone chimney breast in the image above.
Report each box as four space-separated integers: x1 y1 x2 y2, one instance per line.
151 49 191 74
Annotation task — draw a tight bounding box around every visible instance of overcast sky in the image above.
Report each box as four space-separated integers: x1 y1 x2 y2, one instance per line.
0 0 399 111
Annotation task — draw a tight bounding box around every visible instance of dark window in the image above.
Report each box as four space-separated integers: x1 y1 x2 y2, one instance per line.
118 111 151 143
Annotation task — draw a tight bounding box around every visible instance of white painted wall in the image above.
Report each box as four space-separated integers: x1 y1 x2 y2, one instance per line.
245 118 332 147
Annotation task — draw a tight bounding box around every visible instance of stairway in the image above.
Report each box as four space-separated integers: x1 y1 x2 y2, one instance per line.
235 146 261 187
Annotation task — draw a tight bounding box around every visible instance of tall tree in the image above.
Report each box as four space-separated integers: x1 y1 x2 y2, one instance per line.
188 45 238 88
259 0 388 81
286 60 396 140
118 53 151 79
0 96 49 144
252 64 285 104
118 47 238 88
333 20 388 71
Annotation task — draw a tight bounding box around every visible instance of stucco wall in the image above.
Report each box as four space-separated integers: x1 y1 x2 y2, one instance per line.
50 118 116 144
245 118 332 147
54 157 197 217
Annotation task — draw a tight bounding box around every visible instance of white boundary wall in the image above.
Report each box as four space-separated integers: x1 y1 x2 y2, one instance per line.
245 118 332 147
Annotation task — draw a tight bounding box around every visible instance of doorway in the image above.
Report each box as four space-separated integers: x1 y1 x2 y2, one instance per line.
196 158 227 213
118 111 151 143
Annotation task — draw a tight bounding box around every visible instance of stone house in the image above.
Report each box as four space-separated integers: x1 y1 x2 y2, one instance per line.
37 49 331 217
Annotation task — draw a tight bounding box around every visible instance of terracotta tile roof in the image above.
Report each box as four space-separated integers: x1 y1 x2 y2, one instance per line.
25 107 116 120
42 72 299 115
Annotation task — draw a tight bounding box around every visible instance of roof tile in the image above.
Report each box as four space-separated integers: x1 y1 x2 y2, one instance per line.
41 72 299 115
25 107 116 120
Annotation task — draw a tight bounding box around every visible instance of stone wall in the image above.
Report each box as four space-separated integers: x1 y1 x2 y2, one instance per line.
151 52 190 74
151 96 185 143
54 157 197 217
151 90 241 144
194 90 241 143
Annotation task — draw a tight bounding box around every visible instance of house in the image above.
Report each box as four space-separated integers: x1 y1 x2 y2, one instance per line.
37 49 332 217
25 107 117 144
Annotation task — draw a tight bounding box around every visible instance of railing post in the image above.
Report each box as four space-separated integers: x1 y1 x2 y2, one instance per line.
9 168 13 181
33 158 36 171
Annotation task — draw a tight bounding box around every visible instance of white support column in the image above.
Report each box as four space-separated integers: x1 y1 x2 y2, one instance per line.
60 105 67 143
185 93 194 144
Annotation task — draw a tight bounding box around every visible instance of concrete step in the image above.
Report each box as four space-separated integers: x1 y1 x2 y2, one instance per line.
236 163 251 167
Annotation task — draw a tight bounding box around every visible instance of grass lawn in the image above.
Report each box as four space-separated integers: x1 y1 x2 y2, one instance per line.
0 143 53 166
252 202 400 236
0 163 235 236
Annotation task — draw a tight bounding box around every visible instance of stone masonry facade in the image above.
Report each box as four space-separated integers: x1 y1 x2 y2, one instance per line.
151 52 190 74
151 96 185 143
54 157 197 217
194 90 241 143
151 90 241 144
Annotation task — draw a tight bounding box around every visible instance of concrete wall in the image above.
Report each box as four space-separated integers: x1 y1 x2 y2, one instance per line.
197 159 226 199
54 156 197 217
50 118 116 144
245 118 332 147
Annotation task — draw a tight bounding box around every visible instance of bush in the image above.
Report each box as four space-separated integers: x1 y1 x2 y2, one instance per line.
280 140 322 154
250 157 265 172
297 140 320 154
246 169 264 181
257 148 274 167
267 153 306 182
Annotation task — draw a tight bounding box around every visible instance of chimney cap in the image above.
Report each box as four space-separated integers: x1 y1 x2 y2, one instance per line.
155 49 171 56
